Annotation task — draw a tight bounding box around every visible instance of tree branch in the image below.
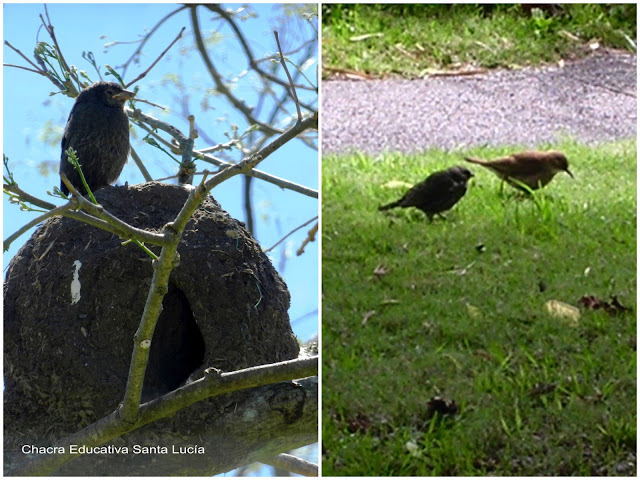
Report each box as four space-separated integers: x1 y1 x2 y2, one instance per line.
3 201 77 252
296 222 318 256
195 142 318 197
262 453 318 477
274 31 303 122
133 114 318 198
129 146 153 182
265 216 318 253
9 357 318 476
126 27 186 88
189 5 280 136
206 4 316 93
119 5 189 78
62 178 171 246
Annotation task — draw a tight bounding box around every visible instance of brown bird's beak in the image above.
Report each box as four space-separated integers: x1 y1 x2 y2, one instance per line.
565 168 574 179
112 89 136 101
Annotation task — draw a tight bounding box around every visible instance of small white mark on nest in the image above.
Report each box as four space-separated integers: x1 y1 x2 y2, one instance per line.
71 260 82 305
141 340 151 349
242 409 258 421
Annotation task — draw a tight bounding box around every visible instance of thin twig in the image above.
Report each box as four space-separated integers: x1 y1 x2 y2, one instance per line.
274 31 302 122
189 5 281 136
261 453 318 477
134 98 167 110
197 138 240 154
3 182 57 210
129 107 189 145
126 27 186 88
264 216 318 253
4 40 69 90
3 202 77 252
199 134 318 197
4 41 41 71
129 147 153 182
41 6 77 91
206 4 315 93
296 222 318 256
134 118 318 198
3 180 168 249
119 5 189 77
2 63 41 75
60 174 170 246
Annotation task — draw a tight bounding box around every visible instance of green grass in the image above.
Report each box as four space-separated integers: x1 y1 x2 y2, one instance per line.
322 4 637 77
321 140 636 475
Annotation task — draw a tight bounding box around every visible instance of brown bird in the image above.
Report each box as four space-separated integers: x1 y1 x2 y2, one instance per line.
378 166 473 221
464 150 573 192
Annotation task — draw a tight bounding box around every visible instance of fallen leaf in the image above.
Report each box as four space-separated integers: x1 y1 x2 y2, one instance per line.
361 310 377 326
448 261 475 276
373 264 389 279
405 441 421 457
475 349 493 361
545 299 581 325
380 299 400 306
466 303 482 319
349 32 384 42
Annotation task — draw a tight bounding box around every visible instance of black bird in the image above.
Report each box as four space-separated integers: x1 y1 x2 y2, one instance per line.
59 81 135 195
464 150 573 192
378 166 474 220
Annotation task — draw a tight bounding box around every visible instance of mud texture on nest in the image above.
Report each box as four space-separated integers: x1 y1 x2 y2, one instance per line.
4 182 300 474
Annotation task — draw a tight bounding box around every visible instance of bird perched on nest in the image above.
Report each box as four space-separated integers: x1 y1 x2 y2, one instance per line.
464 150 573 192
59 81 136 196
378 166 474 221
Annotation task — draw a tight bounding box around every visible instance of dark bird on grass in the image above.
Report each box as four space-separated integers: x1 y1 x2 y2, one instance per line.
464 150 573 192
59 81 135 196
378 166 474 220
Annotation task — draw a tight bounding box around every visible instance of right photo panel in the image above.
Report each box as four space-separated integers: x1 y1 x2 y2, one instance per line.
321 4 636 476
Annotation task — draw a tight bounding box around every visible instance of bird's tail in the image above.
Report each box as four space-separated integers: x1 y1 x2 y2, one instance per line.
463 156 486 165
378 200 400 211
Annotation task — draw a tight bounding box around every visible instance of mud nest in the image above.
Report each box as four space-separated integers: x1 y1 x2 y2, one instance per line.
4 182 300 473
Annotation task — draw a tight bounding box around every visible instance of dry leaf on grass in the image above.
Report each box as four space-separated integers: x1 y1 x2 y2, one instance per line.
545 299 581 326
372 264 389 279
361 310 377 326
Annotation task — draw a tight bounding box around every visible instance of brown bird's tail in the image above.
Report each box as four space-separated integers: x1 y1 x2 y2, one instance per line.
378 200 401 211
463 156 487 165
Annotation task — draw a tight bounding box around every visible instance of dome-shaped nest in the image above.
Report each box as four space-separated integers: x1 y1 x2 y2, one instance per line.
4 182 300 474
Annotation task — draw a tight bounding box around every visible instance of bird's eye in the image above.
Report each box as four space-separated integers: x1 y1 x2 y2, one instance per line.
106 89 114 95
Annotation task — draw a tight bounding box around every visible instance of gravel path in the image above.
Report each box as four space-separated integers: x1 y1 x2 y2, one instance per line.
322 51 637 154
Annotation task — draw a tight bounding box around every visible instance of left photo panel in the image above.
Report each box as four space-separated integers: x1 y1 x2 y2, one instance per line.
3 4 318 476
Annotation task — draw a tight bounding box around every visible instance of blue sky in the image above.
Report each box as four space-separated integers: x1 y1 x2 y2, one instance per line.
3 3 319 343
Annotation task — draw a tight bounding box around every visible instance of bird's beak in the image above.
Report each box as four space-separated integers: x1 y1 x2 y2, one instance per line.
113 89 136 101
565 168 574 179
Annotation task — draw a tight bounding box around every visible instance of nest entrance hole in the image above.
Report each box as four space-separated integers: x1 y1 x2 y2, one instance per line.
142 284 205 401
